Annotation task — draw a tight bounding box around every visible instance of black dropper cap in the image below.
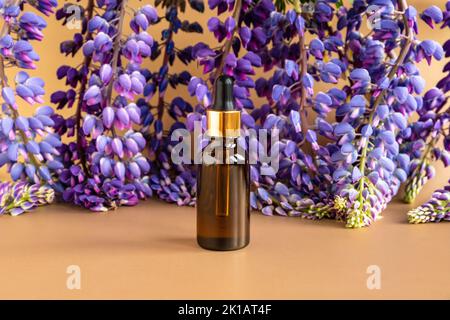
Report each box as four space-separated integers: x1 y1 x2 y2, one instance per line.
212 75 235 111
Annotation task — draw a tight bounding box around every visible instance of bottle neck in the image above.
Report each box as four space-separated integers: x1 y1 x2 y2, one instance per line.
206 110 241 138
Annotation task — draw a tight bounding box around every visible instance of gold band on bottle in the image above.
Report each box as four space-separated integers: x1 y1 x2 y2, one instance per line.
206 110 241 137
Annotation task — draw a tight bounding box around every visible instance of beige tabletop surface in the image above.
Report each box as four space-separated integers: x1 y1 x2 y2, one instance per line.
0 165 449 300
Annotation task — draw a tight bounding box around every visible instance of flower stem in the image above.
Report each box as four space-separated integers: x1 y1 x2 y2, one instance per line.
75 0 95 175
403 107 448 202
157 19 174 121
101 0 127 142
292 4 312 148
357 0 413 200
298 34 309 144
407 105 450 188
106 0 127 106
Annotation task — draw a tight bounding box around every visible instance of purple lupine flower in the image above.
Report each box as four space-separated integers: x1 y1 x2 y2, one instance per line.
0 0 61 189
46 0 450 223
234 0 449 228
421 6 443 29
408 183 450 224
30 0 57 16
53 1 187 211
19 12 47 41
415 40 444 64
0 181 54 216
402 3 450 205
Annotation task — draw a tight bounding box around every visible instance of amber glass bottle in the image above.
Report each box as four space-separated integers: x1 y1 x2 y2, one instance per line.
196 76 250 251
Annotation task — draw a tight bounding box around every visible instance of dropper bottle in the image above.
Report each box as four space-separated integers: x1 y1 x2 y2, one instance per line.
196 75 250 251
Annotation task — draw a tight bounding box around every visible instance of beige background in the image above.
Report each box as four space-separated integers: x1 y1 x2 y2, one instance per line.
0 0 449 299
